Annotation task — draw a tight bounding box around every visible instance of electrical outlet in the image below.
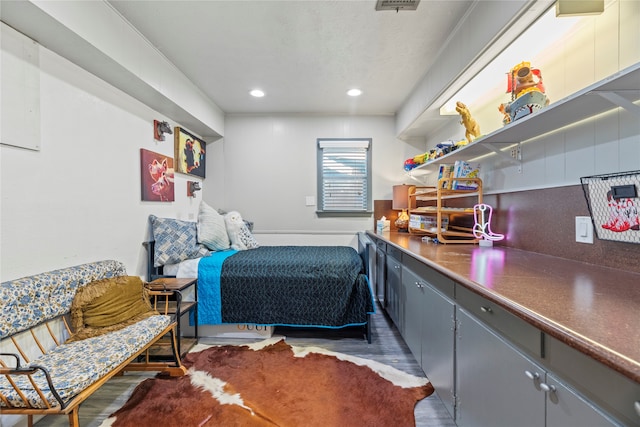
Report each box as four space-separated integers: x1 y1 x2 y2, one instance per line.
575 216 594 244
510 145 520 159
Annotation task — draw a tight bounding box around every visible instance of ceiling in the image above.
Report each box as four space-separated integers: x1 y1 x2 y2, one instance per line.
107 0 474 116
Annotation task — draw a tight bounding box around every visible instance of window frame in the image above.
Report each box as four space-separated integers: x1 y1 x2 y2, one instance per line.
316 138 373 216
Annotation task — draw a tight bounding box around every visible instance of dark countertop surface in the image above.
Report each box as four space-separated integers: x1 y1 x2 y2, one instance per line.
367 230 640 383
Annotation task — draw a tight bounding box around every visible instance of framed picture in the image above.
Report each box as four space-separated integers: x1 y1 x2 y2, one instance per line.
140 148 175 202
174 127 206 178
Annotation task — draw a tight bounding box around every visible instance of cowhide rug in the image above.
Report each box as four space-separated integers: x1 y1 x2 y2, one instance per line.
101 338 433 426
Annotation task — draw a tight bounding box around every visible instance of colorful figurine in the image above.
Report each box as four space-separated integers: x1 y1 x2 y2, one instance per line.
500 61 549 123
455 101 481 143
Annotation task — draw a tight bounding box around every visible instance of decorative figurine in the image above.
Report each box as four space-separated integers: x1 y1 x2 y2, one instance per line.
500 61 549 124
455 101 481 143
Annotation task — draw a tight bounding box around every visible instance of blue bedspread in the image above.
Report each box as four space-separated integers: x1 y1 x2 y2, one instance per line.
196 246 374 328
197 249 238 324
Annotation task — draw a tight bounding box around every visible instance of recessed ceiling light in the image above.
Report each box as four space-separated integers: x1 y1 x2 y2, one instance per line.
250 89 265 98
347 89 362 97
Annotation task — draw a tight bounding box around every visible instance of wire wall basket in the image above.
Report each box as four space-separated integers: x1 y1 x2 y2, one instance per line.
581 170 640 244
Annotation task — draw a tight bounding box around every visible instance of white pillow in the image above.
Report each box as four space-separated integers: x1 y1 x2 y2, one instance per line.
197 202 231 251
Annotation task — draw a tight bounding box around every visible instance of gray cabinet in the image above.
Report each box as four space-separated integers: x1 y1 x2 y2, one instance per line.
366 233 635 426
374 240 386 307
402 259 456 419
456 307 619 427
420 281 456 419
401 266 423 362
456 307 545 427
385 246 403 331
544 373 618 427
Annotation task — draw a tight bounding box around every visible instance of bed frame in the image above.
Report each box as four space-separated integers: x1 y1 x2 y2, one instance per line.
142 240 373 343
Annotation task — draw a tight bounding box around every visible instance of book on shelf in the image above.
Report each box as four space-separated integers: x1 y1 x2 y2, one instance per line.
452 161 480 190
437 164 454 188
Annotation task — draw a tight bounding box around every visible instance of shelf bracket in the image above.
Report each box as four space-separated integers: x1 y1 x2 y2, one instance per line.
592 90 640 115
406 170 431 185
482 142 522 172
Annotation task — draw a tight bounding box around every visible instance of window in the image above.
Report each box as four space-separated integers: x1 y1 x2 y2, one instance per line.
317 138 372 215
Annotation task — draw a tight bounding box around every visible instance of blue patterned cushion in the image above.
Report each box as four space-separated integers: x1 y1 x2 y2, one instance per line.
150 215 209 267
0 315 171 408
0 260 127 339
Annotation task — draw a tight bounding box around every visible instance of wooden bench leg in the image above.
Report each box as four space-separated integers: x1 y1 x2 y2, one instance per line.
28 415 33 427
69 408 80 427
168 328 187 376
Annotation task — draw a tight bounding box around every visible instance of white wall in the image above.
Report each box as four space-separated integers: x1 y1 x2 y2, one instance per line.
419 0 640 193
209 114 420 246
0 43 205 281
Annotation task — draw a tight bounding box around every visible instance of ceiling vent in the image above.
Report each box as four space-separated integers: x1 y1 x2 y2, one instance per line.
375 0 420 12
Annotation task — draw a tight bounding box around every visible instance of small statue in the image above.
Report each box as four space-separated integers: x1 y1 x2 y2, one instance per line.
455 101 481 143
500 61 549 124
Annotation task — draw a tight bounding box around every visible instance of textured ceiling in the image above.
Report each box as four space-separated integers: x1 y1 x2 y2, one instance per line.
108 0 473 115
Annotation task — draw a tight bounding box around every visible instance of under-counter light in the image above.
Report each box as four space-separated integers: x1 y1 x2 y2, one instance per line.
439 6 582 115
249 89 265 98
347 88 362 97
556 0 603 16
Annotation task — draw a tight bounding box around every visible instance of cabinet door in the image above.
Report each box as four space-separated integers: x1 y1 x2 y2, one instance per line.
401 267 424 363
456 308 545 427
421 283 456 420
375 246 386 307
385 254 402 331
545 373 619 427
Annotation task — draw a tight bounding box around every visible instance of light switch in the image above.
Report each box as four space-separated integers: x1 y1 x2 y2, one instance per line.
575 216 594 244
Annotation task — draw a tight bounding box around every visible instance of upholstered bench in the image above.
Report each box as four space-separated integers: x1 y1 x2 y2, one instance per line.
0 260 186 427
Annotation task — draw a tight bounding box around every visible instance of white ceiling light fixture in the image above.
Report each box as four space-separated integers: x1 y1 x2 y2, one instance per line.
249 89 265 98
347 88 363 97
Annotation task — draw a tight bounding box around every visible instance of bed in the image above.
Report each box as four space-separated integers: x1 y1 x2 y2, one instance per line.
144 210 375 342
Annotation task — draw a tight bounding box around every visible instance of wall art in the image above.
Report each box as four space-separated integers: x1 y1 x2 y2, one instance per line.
174 126 206 178
140 148 175 202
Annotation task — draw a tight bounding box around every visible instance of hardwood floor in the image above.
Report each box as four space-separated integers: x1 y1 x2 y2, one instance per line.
35 304 456 426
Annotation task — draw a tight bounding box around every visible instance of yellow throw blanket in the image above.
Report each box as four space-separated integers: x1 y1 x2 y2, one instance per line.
67 276 158 342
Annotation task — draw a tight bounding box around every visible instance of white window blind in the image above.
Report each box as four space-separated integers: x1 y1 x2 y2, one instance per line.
317 139 371 213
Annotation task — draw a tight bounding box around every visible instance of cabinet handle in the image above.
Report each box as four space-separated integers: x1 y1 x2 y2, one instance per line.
540 383 556 394
480 306 493 313
524 370 539 382
634 401 640 417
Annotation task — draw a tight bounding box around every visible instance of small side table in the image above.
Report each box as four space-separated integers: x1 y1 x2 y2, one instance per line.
146 277 198 358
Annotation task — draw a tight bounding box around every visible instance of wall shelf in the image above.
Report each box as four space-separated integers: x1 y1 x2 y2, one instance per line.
408 62 640 174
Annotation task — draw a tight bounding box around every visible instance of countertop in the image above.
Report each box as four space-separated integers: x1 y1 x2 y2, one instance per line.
367 230 640 384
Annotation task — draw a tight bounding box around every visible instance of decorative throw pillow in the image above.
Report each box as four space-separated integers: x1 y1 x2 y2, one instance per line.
67 276 157 342
217 208 254 231
225 211 259 250
150 214 209 267
197 201 231 251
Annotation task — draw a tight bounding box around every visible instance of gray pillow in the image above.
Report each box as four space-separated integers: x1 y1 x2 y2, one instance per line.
149 215 209 267
197 202 231 251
